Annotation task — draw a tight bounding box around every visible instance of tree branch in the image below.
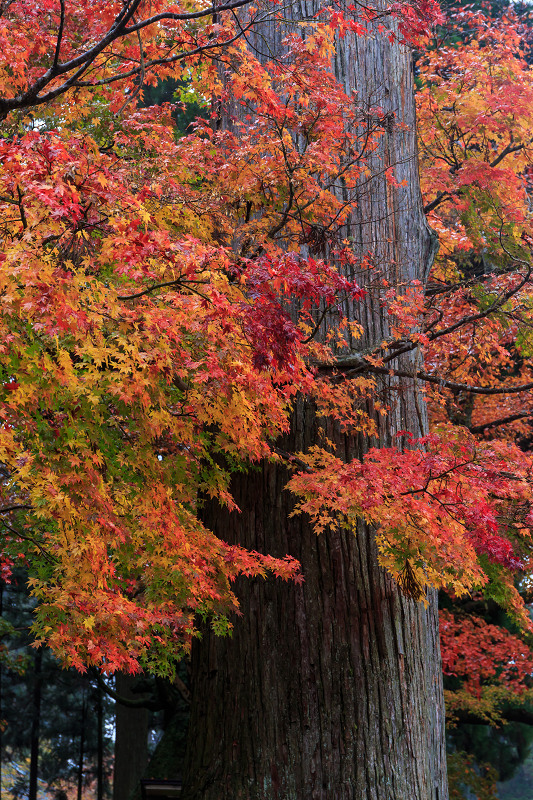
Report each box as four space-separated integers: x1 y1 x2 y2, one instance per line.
423 139 527 215
92 671 159 709
117 279 210 302
450 706 533 727
122 0 259 33
0 0 259 118
360 366 533 396
469 410 533 434
0 520 56 564
424 190 449 215
52 0 65 71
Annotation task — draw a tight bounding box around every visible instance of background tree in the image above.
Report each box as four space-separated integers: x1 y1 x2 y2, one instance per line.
0 576 115 799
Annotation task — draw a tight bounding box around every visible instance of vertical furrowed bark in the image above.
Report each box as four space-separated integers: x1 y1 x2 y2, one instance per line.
184 406 446 799
182 1 448 797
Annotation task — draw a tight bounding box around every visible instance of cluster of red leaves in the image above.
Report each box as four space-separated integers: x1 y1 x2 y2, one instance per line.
324 0 443 44
289 429 533 620
239 255 364 369
392 0 444 43
440 609 533 697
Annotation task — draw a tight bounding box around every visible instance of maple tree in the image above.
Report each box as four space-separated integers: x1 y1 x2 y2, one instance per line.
417 6 533 440
414 6 533 794
4 0 533 796
0 1 449 795
0 0 455 673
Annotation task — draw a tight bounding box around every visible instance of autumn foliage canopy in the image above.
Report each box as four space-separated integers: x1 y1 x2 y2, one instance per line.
1 0 533 684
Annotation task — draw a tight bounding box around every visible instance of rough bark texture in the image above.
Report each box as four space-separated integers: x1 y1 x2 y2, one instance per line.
183 429 447 799
181 2 448 798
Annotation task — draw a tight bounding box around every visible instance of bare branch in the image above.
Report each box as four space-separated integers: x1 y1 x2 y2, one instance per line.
422 266 532 347
361 366 533 396
92 671 159 708
449 706 533 727
0 519 56 563
117 279 210 302
423 190 449 215
489 139 526 170
270 446 312 472
469 410 533 434
52 0 66 71
122 0 259 33
317 353 533 396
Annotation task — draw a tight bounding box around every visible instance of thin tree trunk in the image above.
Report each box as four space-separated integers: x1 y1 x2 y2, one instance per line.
97 684 104 800
77 692 87 800
28 647 43 800
182 1 448 798
113 674 151 800
0 582 3 797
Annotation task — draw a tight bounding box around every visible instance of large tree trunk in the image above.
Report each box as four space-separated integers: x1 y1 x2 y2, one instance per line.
182 1 448 798
184 459 446 800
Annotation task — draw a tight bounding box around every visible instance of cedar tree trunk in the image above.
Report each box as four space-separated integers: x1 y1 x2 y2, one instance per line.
182 1 448 798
